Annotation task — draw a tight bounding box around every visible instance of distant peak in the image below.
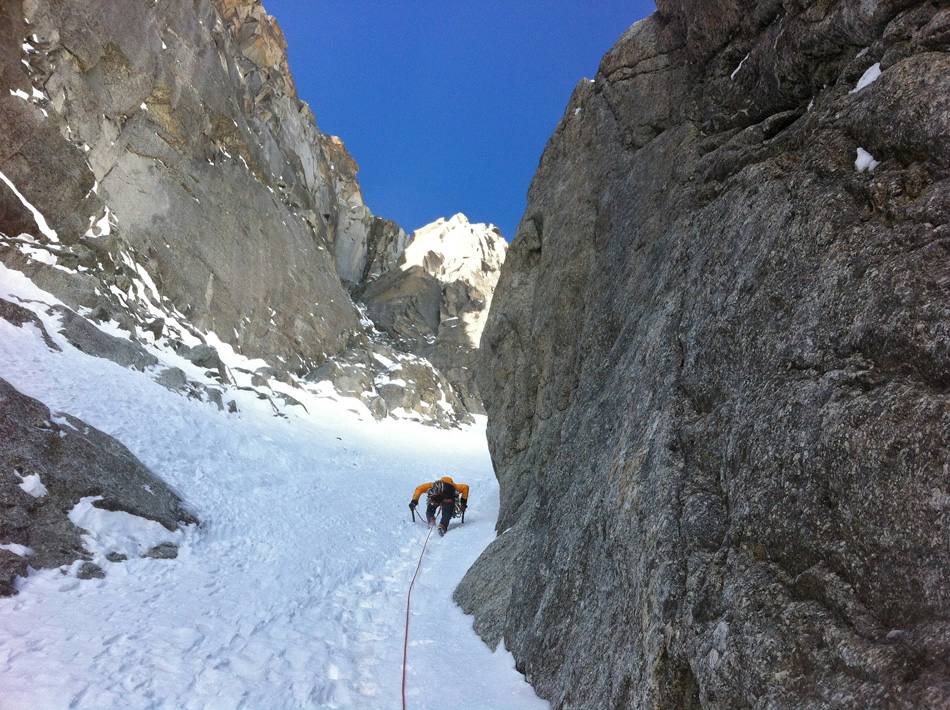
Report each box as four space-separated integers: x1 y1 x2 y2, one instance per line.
413 213 504 242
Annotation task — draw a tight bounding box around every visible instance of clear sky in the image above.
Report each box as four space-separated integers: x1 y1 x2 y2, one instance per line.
262 1 657 240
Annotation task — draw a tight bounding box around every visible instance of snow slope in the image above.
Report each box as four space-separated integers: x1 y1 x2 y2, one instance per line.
0 264 547 710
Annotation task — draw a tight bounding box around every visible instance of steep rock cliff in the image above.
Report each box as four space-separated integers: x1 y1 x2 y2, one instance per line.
0 0 397 375
457 1 950 708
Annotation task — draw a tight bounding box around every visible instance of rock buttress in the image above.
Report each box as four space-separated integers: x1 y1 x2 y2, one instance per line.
457 1 950 708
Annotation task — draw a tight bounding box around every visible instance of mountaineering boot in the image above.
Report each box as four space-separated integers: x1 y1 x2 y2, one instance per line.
438 524 447 537
428 517 436 526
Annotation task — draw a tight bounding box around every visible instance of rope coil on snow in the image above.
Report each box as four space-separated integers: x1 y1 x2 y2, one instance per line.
402 524 435 709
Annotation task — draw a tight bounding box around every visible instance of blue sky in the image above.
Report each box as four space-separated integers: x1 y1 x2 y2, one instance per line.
262 1 657 240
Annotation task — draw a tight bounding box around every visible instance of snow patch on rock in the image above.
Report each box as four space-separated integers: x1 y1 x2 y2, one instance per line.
851 62 882 93
855 147 880 172
16 471 48 498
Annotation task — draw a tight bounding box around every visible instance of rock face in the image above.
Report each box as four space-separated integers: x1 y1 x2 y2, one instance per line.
306 330 475 429
0 0 391 377
0 374 197 593
360 214 508 412
0 0 486 428
323 141 410 291
457 1 950 708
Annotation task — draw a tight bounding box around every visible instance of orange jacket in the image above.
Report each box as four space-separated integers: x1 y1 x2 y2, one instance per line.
412 476 470 504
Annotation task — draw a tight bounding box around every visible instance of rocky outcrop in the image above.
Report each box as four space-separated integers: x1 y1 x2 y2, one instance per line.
306 329 475 429
0 0 481 429
313 131 411 290
0 375 197 593
458 1 950 708
0 0 391 378
360 214 508 412
53 304 158 371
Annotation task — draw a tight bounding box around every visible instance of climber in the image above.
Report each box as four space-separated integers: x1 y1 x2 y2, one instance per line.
408 477 469 536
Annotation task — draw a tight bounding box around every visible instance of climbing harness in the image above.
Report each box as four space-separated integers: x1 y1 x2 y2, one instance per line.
402 523 435 709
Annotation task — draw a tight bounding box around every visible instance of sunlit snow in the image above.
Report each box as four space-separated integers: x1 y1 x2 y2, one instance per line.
68 496 183 560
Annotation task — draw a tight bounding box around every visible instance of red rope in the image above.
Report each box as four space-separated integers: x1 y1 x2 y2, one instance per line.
402 523 434 709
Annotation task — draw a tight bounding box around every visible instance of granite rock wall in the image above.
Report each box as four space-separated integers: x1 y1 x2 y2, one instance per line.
457 1 950 707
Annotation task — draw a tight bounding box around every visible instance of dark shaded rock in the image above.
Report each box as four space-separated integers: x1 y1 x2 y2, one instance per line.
153 367 225 411
376 382 416 412
273 391 306 411
0 377 197 575
337 214 411 291
105 552 127 563
52 305 157 371
0 549 28 596
180 344 224 372
0 0 98 247
204 387 225 410
142 542 178 560
142 317 164 340
250 372 268 387
0 181 39 242
360 216 412 286
361 265 443 343
452 525 526 650
460 2 950 708
177 343 229 383
76 562 105 580
360 393 388 421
